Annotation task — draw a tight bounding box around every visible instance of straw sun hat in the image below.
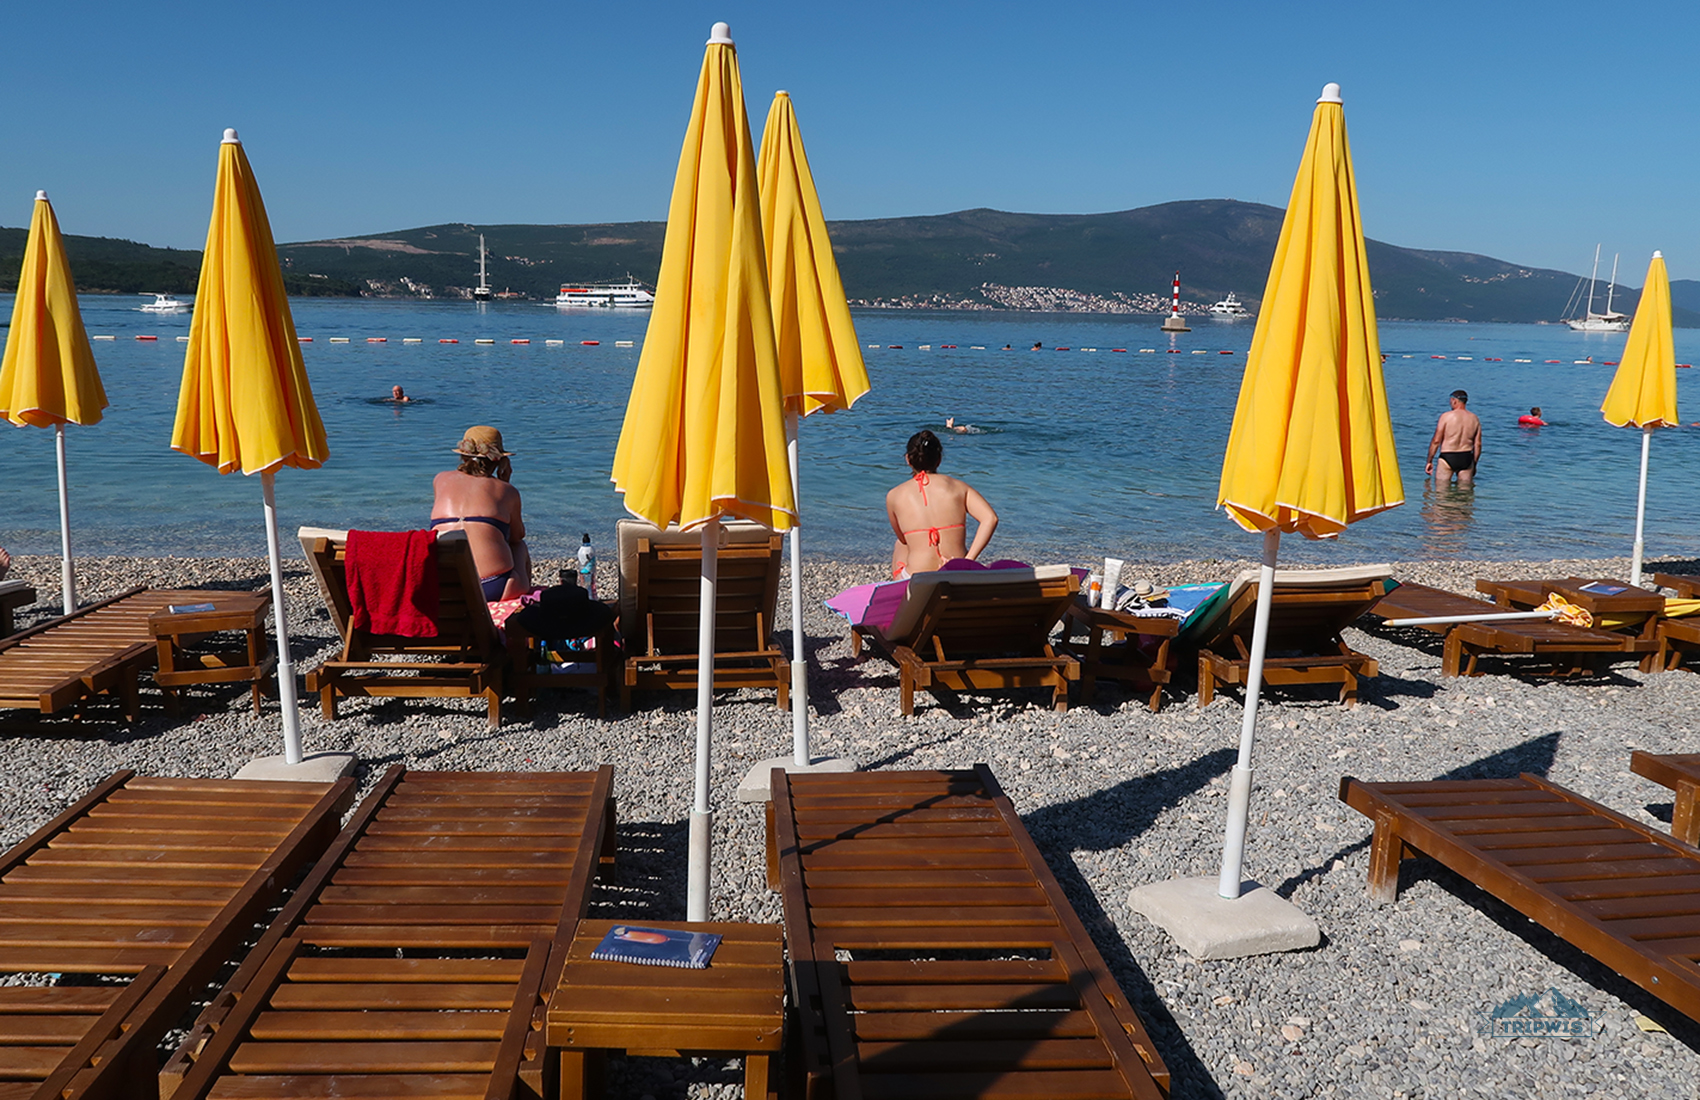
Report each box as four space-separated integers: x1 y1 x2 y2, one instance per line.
453 425 513 458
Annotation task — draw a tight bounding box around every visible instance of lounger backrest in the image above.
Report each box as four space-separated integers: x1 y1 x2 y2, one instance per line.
615 519 782 652
298 526 496 658
883 564 1076 650
1184 562 1393 649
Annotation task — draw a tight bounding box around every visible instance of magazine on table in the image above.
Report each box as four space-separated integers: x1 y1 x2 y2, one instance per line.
590 925 721 969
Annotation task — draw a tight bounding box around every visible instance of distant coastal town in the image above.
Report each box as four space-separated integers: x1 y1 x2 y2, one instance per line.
847 282 1198 313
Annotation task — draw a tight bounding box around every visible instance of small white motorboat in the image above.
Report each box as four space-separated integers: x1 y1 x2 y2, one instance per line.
1209 292 1252 317
138 293 187 314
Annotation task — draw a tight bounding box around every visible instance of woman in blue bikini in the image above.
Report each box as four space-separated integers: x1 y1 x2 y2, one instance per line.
885 429 998 579
431 425 531 601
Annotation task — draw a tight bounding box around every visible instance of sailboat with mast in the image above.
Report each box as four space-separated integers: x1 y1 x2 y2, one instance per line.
1563 244 1629 333
472 234 493 303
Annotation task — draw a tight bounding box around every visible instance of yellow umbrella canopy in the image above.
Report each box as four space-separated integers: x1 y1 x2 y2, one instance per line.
1218 85 1403 539
757 91 869 417
1602 252 1679 429
0 193 107 428
1208 84 1401 911
172 131 327 475
611 28 795 532
755 89 869 774
171 128 327 767
1600 251 1679 586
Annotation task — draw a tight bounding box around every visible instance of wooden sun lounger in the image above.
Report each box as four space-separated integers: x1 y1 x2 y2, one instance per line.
851 567 1080 716
299 528 506 729
1651 573 1700 599
1340 774 1700 1024
1184 564 1388 707
769 767 1170 1100
1371 582 1652 677
161 766 615 1100
1656 617 1700 674
615 520 789 710
0 579 36 638
0 588 243 722
1629 752 1700 847
0 771 354 1100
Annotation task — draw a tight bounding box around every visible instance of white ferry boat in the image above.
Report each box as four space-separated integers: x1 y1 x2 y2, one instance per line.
138 293 187 314
555 276 656 309
1208 291 1251 317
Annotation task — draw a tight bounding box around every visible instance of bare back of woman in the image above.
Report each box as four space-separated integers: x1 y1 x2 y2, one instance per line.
886 430 998 578
431 426 531 601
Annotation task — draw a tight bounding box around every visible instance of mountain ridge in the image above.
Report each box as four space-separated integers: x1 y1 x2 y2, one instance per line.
5 201 1697 325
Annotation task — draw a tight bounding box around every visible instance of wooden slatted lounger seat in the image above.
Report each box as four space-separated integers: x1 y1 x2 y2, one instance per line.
1339 774 1700 1024
0 589 244 722
162 766 615 1100
1629 752 1700 847
769 767 1170 1099
1370 581 1649 677
0 771 354 1100
1180 564 1390 708
850 567 1080 716
615 519 790 711
299 529 507 729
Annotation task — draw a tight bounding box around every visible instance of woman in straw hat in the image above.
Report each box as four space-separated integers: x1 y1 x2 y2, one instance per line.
431 425 531 601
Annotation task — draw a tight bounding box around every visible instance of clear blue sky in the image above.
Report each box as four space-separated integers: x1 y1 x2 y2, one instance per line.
4 0 1696 279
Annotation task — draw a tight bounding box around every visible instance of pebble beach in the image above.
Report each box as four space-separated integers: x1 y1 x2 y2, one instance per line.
3 547 1699 1099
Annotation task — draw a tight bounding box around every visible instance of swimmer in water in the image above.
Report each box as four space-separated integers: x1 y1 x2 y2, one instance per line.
1031 341 1043 351
387 385 412 403
1518 406 1546 427
944 417 971 434
1001 344 1013 351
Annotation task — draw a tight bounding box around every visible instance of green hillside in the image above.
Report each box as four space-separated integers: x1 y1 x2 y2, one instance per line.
7 202 1693 325
273 201 1699 326
0 227 360 297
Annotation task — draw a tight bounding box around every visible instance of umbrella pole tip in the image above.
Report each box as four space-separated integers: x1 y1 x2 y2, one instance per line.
1653 250 1663 259
1317 82 1343 104
707 21 733 44
34 190 47 202
223 127 241 144
776 89 789 97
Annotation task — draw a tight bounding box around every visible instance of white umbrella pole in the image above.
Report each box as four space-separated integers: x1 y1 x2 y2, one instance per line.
261 470 304 765
786 410 809 767
1218 527 1280 900
54 423 76 614
687 518 720 922
1630 425 1651 587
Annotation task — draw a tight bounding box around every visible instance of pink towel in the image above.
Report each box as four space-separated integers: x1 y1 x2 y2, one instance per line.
346 530 439 638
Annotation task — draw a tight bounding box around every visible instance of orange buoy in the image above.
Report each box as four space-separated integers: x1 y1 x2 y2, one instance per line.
367 337 386 343
581 340 600 346
512 339 530 345
136 334 157 341
297 337 312 343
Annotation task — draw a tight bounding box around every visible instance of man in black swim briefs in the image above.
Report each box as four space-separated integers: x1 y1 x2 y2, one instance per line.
1426 389 1482 485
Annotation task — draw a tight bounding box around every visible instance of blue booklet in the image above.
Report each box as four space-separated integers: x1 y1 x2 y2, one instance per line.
1577 582 1629 596
589 925 721 969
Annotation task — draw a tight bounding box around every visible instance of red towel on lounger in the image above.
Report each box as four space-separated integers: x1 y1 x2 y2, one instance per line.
345 530 439 638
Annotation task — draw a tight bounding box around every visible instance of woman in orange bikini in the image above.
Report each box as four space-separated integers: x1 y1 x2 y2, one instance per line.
886 430 998 579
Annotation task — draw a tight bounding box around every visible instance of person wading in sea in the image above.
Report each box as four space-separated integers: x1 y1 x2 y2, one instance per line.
1426 389 1483 485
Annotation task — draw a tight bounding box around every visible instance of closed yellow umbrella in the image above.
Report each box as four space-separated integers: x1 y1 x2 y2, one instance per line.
756 89 869 776
1213 83 1402 902
610 24 793 919
1601 251 1679 586
0 191 109 613
172 129 329 766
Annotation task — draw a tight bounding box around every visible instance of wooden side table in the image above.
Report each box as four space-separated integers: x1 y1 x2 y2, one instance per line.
547 919 783 1100
1061 598 1180 711
147 591 275 715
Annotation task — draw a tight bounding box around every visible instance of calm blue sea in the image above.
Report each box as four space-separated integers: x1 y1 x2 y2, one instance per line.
3 295 1697 566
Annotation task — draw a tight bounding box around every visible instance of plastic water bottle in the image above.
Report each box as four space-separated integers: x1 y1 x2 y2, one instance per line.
576 533 596 596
